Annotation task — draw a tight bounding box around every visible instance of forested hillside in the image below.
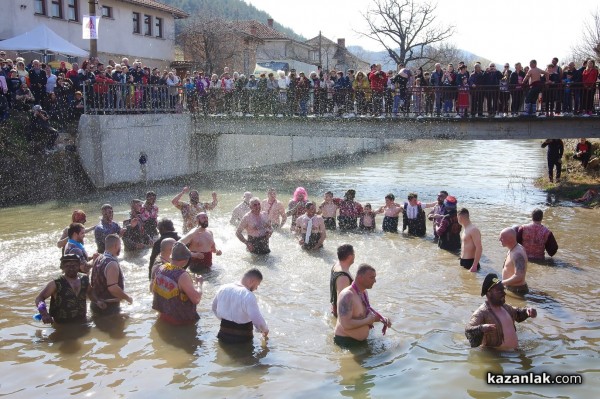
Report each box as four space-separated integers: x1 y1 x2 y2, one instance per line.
160 0 305 41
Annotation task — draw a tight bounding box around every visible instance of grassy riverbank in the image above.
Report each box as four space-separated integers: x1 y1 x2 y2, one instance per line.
535 138 600 207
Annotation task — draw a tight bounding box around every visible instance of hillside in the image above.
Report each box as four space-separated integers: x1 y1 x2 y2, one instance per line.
159 0 305 41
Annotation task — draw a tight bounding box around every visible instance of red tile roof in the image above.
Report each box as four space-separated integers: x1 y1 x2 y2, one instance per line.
230 20 290 40
119 0 189 19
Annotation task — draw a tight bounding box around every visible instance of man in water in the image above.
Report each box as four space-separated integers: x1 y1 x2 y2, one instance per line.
295 202 326 250
94 204 124 253
318 191 338 230
333 189 363 231
149 238 176 287
236 198 272 255
465 273 537 349
64 223 98 273
34 254 105 324
334 264 391 347
262 188 287 229
152 242 202 325
428 191 448 239
231 192 253 226
148 218 180 280
500 227 529 295
90 234 133 315
458 208 482 272
330 244 355 317
435 196 461 252
212 268 269 343
402 193 426 236
377 193 403 233
179 212 222 272
516 209 558 261
171 186 218 234
140 191 159 237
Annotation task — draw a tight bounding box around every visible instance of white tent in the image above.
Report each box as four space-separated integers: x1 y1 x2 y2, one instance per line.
0 24 88 58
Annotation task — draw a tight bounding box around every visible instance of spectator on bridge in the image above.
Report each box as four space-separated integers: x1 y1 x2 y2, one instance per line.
484 63 503 117
510 63 526 116
430 63 444 116
469 64 485 117
581 59 598 116
441 64 456 117
369 64 387 117
543 64 561 117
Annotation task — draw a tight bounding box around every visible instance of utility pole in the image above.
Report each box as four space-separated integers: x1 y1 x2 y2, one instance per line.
318 31 322 67
88 0 97 59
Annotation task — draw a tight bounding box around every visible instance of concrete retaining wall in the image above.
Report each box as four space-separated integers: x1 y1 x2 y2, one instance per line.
78 114 385 188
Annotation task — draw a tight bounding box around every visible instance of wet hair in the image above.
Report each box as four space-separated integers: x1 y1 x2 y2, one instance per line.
160 237 176 252
105 233 120 250
356 263 375 276
385 193 395 201
337 244 354 261
458 208 470 217
146 191 156 198
531 208 544 222
440 190 449 197
67 223 85 237
244 268 263 281
408 192 418 200
157 218 175 234
305 201 315 209
325 191 333 196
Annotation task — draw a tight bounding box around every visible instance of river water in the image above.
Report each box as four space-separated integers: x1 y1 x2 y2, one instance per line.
0 140 598 398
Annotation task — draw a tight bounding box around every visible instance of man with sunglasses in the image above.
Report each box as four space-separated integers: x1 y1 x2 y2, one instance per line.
465 273 537 349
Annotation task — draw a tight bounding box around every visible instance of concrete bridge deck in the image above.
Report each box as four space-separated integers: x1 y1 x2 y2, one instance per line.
193 115 600 140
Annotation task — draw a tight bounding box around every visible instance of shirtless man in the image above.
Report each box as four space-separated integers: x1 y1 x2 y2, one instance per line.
295 202 326 250
499 227 529 295
230 192 253 226
334 264 391 347
262 188 287 229
458 208 482 272
171 186 218 234
465 273 537 350
377 193 403 233
236 198 273 255
179 212 222 273
330 244 355 317
522 59 545 116
318 191 338 230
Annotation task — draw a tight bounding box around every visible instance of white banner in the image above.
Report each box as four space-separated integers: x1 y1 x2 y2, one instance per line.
82 15 100 40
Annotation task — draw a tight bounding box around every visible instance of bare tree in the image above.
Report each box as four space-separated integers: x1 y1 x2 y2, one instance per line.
571 9 600 61
177 16 243 75
358 0 454 67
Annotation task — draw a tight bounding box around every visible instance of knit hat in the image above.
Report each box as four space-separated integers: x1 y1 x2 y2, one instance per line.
444 196 457 210
171 242 192 261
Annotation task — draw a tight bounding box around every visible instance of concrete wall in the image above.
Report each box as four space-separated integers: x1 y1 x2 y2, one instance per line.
78 114 385 188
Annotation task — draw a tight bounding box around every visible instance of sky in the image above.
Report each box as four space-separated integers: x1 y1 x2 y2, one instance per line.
246 0 598 65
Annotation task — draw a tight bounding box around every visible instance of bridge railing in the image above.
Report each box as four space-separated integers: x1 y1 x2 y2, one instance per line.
83 82 600 118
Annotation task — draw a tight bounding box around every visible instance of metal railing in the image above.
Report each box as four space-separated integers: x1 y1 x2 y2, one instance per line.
83 83 600 118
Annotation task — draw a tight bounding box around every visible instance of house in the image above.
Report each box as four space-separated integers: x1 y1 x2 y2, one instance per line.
230 19 318 75
305 35 371 73
0 0 187 67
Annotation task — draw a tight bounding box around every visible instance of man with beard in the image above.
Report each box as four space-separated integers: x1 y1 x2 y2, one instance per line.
171 186 218 234
90 234 133 315
64 223 98 273
34 254 105 324
179 212 222 273
94 204 124 253
465 273 537 349
236 198 272 255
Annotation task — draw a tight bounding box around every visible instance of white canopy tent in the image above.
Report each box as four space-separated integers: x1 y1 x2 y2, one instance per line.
0 24 88 60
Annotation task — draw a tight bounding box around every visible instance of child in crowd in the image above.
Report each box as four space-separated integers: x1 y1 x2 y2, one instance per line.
318 191 338 230
413 78 423 116
457 77 470 118
359 203 377 231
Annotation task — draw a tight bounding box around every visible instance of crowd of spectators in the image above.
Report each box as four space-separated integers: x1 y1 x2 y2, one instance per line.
2 52 599 129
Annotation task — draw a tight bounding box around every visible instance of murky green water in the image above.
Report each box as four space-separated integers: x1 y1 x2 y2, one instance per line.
0 140 598 398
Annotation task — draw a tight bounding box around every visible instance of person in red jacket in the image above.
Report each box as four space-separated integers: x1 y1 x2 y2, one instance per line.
369 64 387 117
93 62 114 110
581 59 598 116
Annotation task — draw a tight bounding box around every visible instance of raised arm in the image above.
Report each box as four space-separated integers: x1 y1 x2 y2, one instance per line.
204 192 218 210
171 187 189 208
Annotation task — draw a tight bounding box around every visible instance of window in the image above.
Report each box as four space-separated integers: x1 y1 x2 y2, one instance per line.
155 17 163 38
67 0 78 21
132 12 140 34
34 0 46 15
50 0 63 19
144 14 152 36
101 5 112 18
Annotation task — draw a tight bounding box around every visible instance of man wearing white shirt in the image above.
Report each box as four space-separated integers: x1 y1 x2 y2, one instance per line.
212 269 269 343
295 202 326 250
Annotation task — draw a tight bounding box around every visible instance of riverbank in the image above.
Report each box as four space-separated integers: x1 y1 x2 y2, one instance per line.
536 138 600 207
